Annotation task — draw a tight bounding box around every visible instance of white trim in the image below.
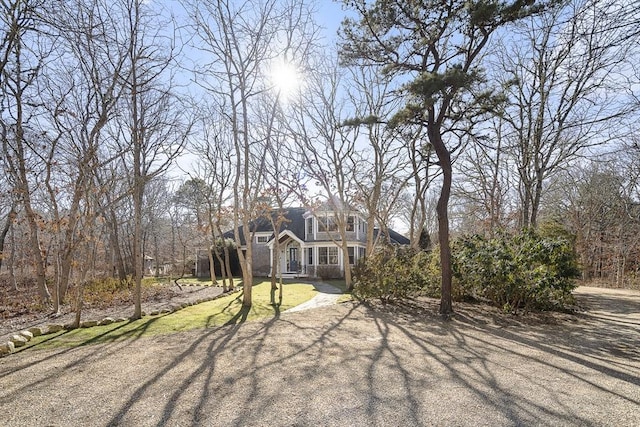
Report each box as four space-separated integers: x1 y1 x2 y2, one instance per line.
266 229 304 248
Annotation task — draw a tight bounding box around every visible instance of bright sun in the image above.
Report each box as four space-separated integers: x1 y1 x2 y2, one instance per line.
270 59 302 101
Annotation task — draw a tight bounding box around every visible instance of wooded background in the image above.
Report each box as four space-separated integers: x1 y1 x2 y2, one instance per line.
1 0 639 313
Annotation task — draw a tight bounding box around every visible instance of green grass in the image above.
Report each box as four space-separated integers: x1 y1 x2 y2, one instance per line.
21 281 317 351
322 279 349 293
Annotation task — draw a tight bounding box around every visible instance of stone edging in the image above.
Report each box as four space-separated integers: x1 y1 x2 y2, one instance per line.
0 287 239 358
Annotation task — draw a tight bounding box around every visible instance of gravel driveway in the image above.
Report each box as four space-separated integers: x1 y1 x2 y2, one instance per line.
0 286 638 426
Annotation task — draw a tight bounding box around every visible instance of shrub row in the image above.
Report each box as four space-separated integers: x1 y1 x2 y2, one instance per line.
352 246 440 302
353 229 580 312
452 230 579 312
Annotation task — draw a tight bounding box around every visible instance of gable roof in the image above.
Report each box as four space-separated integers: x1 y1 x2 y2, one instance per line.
374 228 411 246
224 206 411 247
223 207 306 246
310 195 355 214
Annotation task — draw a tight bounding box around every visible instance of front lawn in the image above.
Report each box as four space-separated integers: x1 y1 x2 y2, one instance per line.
19 281 317 351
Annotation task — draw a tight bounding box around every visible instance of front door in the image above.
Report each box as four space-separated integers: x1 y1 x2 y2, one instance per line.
289 247 299 272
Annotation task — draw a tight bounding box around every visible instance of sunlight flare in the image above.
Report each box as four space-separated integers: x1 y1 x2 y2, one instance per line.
270 59 303 101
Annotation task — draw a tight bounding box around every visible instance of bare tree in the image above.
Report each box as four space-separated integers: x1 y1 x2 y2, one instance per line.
552 162 636 283
0 202 16 272
288 57 361 290
94 161 130 281
184 0 319 306
116 0 191 319
195 122 237 291
343 65 411 254
36 0 133 311
453 122 513 235
0 0 52 303
496 0 640 228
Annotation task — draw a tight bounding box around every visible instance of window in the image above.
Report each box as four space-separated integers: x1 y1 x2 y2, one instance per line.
346 216 355 232
348 247 355 265
359 247 366 259
318 247 339 265
256 235 269 244
307 247 313 265
319 247 327 265
328 247 338 264
318 215 338 232
306 218 313 239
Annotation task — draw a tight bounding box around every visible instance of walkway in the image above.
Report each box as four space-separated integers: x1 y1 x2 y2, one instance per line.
285 281 343 313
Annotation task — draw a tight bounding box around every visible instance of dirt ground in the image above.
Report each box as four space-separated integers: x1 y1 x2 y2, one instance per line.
0 286 638 426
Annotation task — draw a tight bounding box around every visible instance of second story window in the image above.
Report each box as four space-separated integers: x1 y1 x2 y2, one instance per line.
318 215 338 232
306 217 313 239
256 235 269 244
346 216 355 231
359 219 366 234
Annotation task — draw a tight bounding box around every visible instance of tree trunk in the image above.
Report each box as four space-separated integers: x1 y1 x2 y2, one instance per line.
520 180 532 229
9 225 18 291
530 173 544 229
108 208 128 280
234 209 253 306
238 239 253 307
132 181 143 319
222 244 233 289
342 243 353 292
365 216 376 259
52 254 61 315
433 137 453 317
131 133 145 317
210 223 233 292
208 248 217 285
270 236 280 306
72 283 84 329
24 196 51 304
0 207 14 271
212 244 226 291
15 116 50 303
131 81 143 319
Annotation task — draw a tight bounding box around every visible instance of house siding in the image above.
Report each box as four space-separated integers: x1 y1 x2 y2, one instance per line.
252 242 271 276
315 230 361 242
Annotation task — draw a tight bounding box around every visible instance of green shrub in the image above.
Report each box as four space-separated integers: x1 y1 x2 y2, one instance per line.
353 246 439 302
452 229 580 312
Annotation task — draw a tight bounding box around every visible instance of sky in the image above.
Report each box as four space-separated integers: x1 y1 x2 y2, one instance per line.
170 0 350 178
316 1 346 40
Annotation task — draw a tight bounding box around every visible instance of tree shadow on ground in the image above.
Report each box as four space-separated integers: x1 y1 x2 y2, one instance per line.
2 290 638 426
352 295 639 425
100 292 638 425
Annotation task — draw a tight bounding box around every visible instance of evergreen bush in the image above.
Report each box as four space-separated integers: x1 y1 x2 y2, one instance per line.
452 229 580 312
353 246 439 302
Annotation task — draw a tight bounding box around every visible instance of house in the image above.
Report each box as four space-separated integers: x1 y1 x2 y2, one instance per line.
143 255 173 276
219 200 410 279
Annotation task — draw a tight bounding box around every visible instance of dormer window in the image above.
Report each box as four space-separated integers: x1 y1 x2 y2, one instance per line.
306 217 313 239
